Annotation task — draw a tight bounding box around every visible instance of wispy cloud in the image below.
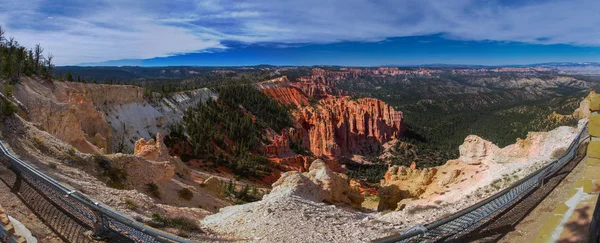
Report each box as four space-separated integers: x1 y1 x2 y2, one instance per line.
1 0 599 65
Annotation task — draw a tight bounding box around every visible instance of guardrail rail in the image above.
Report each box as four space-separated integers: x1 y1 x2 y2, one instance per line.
0 140 194 243
374 123 589 243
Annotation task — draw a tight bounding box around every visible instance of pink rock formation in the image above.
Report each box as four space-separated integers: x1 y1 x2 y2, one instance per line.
257 77 309 107
264 128 305 158
111 132 191 187
258 77 404 172
297 96 404 158
133 133 171 162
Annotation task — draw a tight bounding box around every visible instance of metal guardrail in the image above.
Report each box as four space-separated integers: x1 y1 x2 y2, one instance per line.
0 140 194 243
374 123 589 243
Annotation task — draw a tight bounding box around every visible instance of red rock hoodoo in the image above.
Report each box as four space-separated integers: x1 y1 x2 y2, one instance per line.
258 74 405 162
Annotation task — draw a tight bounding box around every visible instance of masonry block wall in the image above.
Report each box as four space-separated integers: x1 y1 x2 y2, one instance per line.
0 205 26 243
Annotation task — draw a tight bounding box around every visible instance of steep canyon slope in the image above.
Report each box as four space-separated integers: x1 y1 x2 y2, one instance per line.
12 77 216 154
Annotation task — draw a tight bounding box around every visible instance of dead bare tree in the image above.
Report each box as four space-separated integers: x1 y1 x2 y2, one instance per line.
0 25 5 44
45 53 54 80
34 44 43 75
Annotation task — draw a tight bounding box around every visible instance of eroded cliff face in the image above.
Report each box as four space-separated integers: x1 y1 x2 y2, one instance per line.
298 96 403 158
12 78 216 154
13 78 117 153
258 76 404 161
103 88 216 153
257 77 309 107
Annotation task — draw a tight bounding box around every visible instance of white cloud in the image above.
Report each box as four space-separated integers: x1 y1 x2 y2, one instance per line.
1 0 599 65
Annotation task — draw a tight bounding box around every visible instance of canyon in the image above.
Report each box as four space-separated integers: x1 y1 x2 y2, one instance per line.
0 66 592 243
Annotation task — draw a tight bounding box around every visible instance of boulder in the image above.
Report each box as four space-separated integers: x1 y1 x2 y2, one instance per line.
305 159 363 206
109 154 175 187
266 159 363 207
458 135 499 165
202 176 222 194
267 171 326 202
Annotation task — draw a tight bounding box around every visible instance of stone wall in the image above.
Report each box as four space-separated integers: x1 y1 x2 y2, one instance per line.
0 205 26 243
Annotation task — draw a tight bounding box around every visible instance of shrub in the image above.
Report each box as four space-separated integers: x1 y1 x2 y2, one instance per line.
178 188 193 201
67 147 77 155
94 155 127 189
551 147 567 159
3 84 13 97
32 136 43 146
1 100 17 116
145 183 161 199
123 199 138 210
149 213 198 232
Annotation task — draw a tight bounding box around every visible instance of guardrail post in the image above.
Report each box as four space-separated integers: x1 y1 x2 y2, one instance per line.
91 209 109 240
10 170 23 194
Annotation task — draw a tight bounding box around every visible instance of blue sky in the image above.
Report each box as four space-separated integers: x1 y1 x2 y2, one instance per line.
1 0 600 66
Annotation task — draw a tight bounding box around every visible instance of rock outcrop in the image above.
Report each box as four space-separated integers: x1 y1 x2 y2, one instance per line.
458 135 499 165
202 176 222 195
133 133 171 162
267 159 363 207
268 171 327 202
107 132 195 187
0 204 28 243
573 91 594 119
14 78 115 154
304 160 363 206
109 154 176 187
492 126 577 164
378 165 437 211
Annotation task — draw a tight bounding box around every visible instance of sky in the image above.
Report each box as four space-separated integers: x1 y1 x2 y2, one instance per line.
1 0 600 66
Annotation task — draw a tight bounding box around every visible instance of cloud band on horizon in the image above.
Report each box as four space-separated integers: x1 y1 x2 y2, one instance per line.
1 0 599 65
